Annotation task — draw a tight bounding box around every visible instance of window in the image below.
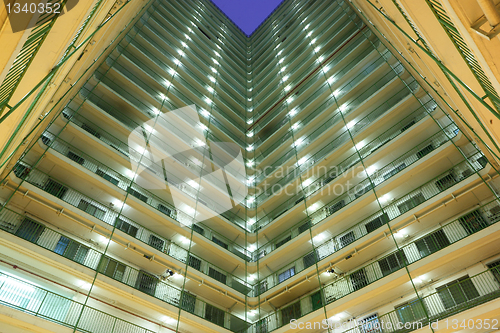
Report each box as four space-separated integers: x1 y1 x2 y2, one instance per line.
303 251 317 269
15 218 44 243
13 164 30 179
256 319 268 333
415 229 450 258
338 231 355 248
148 234 165 252
278 267 295 283
99 257 126 281
350 269 369 291
298 220 311 234
328 200 345 215
275 235 291 249
135 270 158 296
378 250 407 276
62 240 89 264
78 199 106 220
208 267 227 284
205 303 225 326
158 203 173 217
66 151 85 165
43 179 68 199
281 302 300 326
95 169 119 186
416 144 433 159
181 292 196 313
365 213 388 233
435 173 456 192
212 236 228 249
458 210 488 235
81 123 100 138
115 219 138 238
487 260 500 284
397 193 425 215
192 224 204 235
188 255 201 270
128 187 148 203
396 299 427 324
436 276 480 309
311 290 323 311
362 314 381 333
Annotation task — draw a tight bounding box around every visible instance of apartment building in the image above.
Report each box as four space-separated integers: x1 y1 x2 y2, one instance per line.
1 0 500 332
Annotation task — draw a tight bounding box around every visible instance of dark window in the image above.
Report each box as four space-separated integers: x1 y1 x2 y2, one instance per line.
128 187 148 203
13 164 30 179
397 193 425 215
208 267 227 284
95 169 119 186
66 151 85 165
81 123 100 138
15 218 44 243
365 213 389 233
278 267 295 283
43 179 68 199
212 236 228 249
435 173 456 192
382 163 406 180
416 144 433 159
158 203 173 217
477 156 488 168
396 299 427 324
188 255 201 270
148 234 164 252
311 290 323 311
198 26 212 40
350 269 369 291
298 220 312 234
255 281 267 296
205 303 225 326
328 200 345 215
192 224 204 235
275 235 291 249
115 218 138 238
180 292 196 313
415 229 450 258
400 120 416 133
378 250 407 276
354 183 373 198
135 270 158 296
99 257 126 281
436 276 480 309
281 302 300 326
63 241 89 264
338 231 355 248
41 135 51 146
487 260 500 284
78 199 106 220
303 251 317 269
458 210 488 235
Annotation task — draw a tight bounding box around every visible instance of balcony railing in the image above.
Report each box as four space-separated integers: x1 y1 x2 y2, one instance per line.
243 198 500 332
252 154 486 293
336 265 500 333
11 162 253 296
253 122 458 259
0 271 156 333
251 96 435 231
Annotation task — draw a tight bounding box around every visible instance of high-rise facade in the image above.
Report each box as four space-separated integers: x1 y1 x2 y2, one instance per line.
1 0 500 333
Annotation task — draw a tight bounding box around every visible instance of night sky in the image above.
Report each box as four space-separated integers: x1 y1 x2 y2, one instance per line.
211 0 284 35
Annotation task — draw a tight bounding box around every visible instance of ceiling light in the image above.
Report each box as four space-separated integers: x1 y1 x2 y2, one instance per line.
200 109 210 118
246 145 254 151
347 120 356 129
246 131 254 137
291 122 300 130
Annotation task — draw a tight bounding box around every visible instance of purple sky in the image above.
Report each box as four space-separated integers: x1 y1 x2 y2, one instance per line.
211 0 284 35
